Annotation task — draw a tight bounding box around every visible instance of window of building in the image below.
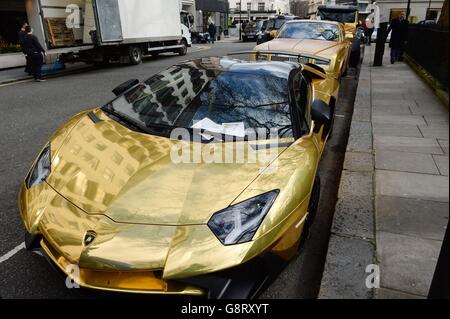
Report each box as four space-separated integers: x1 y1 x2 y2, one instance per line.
258 2 265 11
236 2 241 11
426 8 440 21
247 2 252 11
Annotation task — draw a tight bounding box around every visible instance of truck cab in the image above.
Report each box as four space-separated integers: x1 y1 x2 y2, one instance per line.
316 5 363 67
180 10 194 47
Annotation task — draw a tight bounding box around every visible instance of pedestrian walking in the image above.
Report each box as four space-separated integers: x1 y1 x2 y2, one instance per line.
22 26 47 82
386 11 409 64
208 22 216 44
364 10 375 45
18 22 32 75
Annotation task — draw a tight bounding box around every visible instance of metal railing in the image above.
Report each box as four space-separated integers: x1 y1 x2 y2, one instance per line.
406 25 449 90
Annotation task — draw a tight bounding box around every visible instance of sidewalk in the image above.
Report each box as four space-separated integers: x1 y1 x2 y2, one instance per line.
319 44 449 299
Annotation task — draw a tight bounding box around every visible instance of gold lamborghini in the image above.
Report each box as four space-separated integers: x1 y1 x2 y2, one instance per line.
19 55 333 298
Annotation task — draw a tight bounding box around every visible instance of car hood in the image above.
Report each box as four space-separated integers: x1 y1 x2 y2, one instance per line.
259 38 339 56
46 110 283 226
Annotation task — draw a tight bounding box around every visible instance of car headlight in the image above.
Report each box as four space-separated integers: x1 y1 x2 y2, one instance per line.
207 190 279 245
26 144 51 188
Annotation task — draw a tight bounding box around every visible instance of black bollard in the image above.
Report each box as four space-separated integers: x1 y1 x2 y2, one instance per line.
373 22 388 67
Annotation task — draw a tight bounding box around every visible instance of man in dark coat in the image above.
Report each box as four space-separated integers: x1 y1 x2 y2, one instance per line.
208 22 216 44
387 11 409 64
22 26 47 82
18 22 32 75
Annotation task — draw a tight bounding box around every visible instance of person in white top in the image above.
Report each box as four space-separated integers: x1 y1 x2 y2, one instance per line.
365 9 375 45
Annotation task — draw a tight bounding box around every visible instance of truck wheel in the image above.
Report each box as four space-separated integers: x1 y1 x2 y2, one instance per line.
129 46 142 65
178 39 188 56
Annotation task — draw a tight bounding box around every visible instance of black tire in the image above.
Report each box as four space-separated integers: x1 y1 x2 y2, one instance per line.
299 176 320 249
178 39 188 56
129 46 142 65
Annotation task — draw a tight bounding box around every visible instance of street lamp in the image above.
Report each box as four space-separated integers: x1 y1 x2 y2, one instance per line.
239 0 242 40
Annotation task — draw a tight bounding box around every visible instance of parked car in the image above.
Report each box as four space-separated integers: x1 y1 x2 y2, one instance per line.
316 4 362 67
254 20 351 80
191 31 211 43
20 55 333 299
242 21 258 42
256 15 300 44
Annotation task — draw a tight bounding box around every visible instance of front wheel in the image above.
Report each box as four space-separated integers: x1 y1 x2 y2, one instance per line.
178 39 188 56
129 46 142 65
299 176 320 249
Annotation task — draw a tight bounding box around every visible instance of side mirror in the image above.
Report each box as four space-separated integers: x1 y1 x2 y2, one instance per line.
112 79 139 96
311 99 331 134
345 32 354 40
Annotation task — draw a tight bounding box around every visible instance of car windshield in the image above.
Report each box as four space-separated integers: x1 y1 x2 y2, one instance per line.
104 63 292 140
274 19 286 29
278 22 340 41
318 10 356 23
244 23 256 32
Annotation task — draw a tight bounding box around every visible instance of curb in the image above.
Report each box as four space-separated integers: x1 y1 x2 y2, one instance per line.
318 48 377 299
0 65 96 86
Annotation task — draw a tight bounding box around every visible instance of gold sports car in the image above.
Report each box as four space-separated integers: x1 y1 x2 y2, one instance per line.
254 20 352 81
19 55 333 298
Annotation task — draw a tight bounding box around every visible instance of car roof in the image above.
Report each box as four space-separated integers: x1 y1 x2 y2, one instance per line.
176 57 298 80
285 19 342 26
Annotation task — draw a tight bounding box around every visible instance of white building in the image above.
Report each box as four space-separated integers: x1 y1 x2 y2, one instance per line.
229 0 291 22
365 0 444 23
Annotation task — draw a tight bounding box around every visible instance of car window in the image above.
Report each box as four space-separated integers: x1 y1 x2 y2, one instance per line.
278 22 340 41
292 73 310 135
106 65 292 140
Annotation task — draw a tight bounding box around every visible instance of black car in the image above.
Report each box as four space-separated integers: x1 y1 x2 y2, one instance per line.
256 15 300 45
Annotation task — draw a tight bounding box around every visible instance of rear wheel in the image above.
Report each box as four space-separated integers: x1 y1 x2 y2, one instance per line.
299 176 320 249
178 39 188 56
129 46 142 65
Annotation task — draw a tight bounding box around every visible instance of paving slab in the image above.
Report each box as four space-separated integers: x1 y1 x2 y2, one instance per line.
437 139 449 155
376 170 449 202
376 231 442 296
338 170 374 198
372 123 422 138
374 135 443 154
374 288 425 299
346 121 373 153
319 235 375 299
372 114 426 126
344 152 374 172
423 115 449 126
433 155 449 176
332 196 374 239
375 150 439 174
418 125 449 139
352 107 371 122
372 105 412 116
376 195 448 240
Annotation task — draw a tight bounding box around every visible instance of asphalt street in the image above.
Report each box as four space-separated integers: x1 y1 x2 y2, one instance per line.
0 41 359 298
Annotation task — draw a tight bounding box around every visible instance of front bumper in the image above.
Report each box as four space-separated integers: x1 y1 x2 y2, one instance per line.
25 231 285 298
19 181 289 298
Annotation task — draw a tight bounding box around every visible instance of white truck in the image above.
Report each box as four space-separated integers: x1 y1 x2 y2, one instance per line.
33 0 193 65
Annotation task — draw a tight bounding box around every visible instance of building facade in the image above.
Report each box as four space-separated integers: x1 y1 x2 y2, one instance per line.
228 0 291 22
195 0 229 35
366 0 445 23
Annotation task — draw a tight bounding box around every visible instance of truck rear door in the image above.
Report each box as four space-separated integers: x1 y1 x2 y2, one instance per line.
93 0 123 42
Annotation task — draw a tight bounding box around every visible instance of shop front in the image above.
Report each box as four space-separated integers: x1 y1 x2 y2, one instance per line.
195 0 229 37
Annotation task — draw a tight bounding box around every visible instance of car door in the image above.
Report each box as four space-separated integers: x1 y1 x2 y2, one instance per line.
290 71 322 154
